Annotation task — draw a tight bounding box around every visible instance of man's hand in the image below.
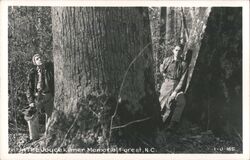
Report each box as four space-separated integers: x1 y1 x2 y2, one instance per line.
169 91 177 102
160 64 164 73
29 103 35 108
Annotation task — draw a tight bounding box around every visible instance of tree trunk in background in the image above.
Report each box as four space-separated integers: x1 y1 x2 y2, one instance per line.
49 7 160 148
160 7 166 45
164 7 183 56
163 7 206 56
185 7 242 136
149 7 161 90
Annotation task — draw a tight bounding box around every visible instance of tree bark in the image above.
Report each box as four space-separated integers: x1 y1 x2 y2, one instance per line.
185 7 242 136
183 7 211 92
49 7 160 148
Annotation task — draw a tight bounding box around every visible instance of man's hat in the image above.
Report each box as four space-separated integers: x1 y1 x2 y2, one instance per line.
32 54 41 65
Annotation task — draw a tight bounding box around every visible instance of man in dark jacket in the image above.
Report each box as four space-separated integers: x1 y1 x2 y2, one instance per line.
23 54 54 141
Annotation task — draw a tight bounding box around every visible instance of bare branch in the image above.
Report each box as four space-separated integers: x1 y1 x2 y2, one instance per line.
111 117 151 130
87 106 99 118
59 113 80 148
108 42 152 143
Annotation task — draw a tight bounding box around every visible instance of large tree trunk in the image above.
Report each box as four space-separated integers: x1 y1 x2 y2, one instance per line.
183 7 212 91
48 7 160 148
185 7 242 137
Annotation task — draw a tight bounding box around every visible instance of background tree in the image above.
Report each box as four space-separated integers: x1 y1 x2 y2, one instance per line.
148 7 161 89
48 7 160 148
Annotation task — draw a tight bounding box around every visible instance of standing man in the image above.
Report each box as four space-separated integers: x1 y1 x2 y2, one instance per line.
159 44 188 132
23 54 54 141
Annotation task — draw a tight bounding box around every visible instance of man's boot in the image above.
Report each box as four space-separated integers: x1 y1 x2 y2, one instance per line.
171 92 186 122
166 92 186 135
166 121 179 132
27 113 40 141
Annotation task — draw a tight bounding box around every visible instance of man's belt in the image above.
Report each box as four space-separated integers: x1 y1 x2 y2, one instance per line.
165 77 179 81
35 91 50 96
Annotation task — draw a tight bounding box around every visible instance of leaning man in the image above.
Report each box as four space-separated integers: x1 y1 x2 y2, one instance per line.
23 54 54 141
159 44 187 132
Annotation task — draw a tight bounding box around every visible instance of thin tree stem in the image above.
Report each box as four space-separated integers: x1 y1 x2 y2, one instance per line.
108 42 152 144
111 117 151 130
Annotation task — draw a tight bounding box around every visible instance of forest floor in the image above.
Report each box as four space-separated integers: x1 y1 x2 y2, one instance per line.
8 118 242 154
155 120 242 153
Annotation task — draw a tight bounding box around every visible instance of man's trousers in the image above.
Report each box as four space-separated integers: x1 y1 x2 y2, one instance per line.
24 93 53 140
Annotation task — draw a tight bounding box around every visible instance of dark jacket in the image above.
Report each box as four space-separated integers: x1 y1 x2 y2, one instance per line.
26 61 54 104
